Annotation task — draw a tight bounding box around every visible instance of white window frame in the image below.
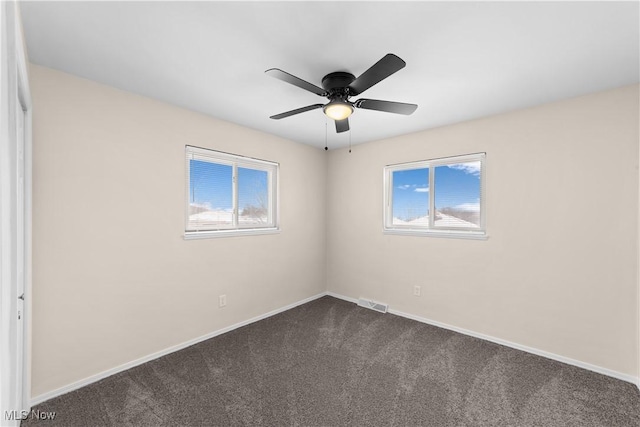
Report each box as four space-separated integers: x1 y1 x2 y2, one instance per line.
184 146 279 239
383 153 487 239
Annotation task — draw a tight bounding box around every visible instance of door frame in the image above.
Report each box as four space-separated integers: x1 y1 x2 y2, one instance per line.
17 1 33 415
0 1 32 424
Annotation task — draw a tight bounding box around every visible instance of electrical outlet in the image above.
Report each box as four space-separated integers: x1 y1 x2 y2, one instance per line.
219 294 227 307
413 285 421 297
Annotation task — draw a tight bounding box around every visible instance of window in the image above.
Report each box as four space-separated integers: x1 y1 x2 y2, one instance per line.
185 146 278 238
384 153 486 238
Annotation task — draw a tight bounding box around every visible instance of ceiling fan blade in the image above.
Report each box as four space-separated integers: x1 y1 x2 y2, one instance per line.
348 54 406 96
265 68 327 96
335 118 350 133
355 99 418 115
270 104 324 120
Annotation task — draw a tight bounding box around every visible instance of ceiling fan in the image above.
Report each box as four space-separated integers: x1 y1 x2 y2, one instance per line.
266 54 418 133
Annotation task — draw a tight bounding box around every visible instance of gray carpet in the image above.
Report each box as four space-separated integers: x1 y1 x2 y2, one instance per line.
24 296 639 426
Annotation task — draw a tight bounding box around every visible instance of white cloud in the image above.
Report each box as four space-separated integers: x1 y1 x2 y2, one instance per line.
397 184 411 190
414 187 429 193
454 202 480 212
448 161 481 176
190 202 212 210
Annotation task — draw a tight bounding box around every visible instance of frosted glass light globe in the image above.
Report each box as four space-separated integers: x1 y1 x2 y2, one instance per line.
323 101 353 121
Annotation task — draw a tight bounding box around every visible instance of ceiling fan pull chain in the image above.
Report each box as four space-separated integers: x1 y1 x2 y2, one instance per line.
349 128 352 154
324 118 328 151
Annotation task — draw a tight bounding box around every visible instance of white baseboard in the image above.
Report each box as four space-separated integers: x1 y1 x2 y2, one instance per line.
327 291 640 387
30 292 327 406
326 291 358 304
31 290 639 405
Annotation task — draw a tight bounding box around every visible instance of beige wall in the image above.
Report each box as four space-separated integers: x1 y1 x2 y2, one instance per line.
326 85 639 377
30 65 327 397
31 63 639 398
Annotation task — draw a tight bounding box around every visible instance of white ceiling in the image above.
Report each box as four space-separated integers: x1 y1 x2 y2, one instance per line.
21 1 639 149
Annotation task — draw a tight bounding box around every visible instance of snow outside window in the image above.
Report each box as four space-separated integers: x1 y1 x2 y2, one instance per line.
384 153 486 239
185 146 278 238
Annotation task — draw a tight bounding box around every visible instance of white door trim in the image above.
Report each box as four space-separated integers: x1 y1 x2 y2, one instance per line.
15 1 32 414
0 1 32 425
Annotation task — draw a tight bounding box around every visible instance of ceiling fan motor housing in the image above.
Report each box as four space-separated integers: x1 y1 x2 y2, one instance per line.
321 72 356 100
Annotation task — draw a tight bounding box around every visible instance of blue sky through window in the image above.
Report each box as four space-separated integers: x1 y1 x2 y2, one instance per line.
189 160 268 211
392 168 429 220
238 167 268 212
434 162 481 212
392 161 480 221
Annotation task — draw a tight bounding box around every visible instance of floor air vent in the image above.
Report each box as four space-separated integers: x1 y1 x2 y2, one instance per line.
357 298 389 314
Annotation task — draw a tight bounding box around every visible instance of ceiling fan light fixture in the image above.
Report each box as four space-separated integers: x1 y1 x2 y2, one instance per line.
267 54 417 133
323 101 353 121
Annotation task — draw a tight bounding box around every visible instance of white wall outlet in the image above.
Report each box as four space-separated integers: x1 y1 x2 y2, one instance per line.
219 294 227 307
413 285 421 297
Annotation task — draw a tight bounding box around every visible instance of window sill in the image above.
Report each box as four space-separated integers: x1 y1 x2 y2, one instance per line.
184 227 280 240
383 228 488 240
